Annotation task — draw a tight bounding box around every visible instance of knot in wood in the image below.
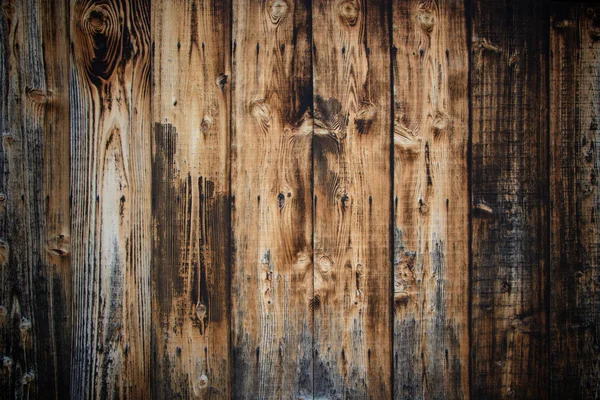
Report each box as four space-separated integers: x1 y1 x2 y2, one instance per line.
269 0 288 25
21 372 35 385
77 3 122 82
319 256 333 273
196 303 207 321
20 317 32 332
417 11 436 33
339 1 359 26
249 99 272 131
201 116 213 132
197 374 209 389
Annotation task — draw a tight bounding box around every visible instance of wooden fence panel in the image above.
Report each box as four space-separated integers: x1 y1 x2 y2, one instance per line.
70 0 152 398
151 0 231 398
471 0 549 398
392 0 470 398
0 0 71 398
312 0 392 397
231 0 313 398
550 3 600 398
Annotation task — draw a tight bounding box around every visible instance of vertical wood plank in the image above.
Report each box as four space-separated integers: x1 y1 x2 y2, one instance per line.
70 0 152 398
151 0 231 398
0 0 71 398
392 0 469 397
550 3 600 398
470 0 549 397
312 0 392 397
231 0 313 398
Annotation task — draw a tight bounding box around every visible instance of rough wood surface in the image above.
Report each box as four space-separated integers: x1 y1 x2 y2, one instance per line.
312 0 392 397
231 0 313 398
151 1 231 398
550 3 600 398
470 0 549 398
4 1 600 398
70 0 152 398
392 0 470 398
0 0 71 398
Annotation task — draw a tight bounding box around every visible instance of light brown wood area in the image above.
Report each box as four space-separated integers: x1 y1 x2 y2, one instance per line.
1 0 599 399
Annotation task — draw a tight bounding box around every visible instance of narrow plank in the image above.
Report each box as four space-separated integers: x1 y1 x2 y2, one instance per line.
151 0 231 398
0 0 71 398
550 3 600 398
231 0 313 398
312 0 392 397
470 0 549 397
392 0 470 397
70 0 152 398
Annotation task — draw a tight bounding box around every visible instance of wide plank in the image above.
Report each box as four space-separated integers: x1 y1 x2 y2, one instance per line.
312 0 392 397
392 0 470 398
231 0 313 398
470 0 549 397
70 0 152 398
550 3 600 398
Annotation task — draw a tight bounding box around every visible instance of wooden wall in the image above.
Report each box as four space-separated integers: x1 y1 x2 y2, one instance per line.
0 0 598 398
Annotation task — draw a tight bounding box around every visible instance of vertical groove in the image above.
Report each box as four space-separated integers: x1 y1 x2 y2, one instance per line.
388 0 396 398
466 0 474 398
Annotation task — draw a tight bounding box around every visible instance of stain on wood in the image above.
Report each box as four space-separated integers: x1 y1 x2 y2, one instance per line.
151 0 231 398
550 3 600 398
471 0 549 398
393 0 469 398
231 0 313 398
70 0 152 398
312 0 392 398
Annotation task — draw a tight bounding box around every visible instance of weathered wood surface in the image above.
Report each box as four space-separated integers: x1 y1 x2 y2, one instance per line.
231 0 313 398
312 0 392 398
70 0 152 398
550 3 600 398
2 0 600 398
151 0 231 398
0 0 71 398
393 0 469 398
471 0 549 398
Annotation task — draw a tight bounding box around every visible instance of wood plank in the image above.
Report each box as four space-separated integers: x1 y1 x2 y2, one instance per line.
151 0 231 398
0 0 71 398
550 3 600 398
392 0 470 397
470 0 549 397
312 0 392 397
70 0 152 397
231 0 313 398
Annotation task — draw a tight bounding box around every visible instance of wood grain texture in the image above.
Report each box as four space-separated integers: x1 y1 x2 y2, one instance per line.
550 3 600 398
231 0 313 398
312 0 392 397
392 0 469 398
470 0 549 398
70 0 152 398
151 0 231 398
0 0 71 398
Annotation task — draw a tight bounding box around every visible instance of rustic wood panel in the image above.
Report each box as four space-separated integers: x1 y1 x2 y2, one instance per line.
151 1 231 398
312 0 392 397
70 0 152 398
392 0 470 398
0 0 71 398
470 0 549 398
550 3 600 398
231 0 313 398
